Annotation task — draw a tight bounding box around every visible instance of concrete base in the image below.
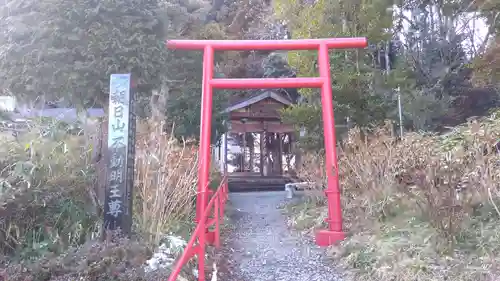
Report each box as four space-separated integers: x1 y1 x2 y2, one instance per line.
315 229 345 247
284 183 294 199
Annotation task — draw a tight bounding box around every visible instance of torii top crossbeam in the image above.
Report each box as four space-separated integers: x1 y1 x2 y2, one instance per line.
166 37 367 51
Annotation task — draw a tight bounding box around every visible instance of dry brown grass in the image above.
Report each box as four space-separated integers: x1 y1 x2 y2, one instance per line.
134 115 198 245
286 113 500 281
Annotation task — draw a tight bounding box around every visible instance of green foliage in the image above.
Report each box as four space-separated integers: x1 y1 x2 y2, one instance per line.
166 84 229 144
273 0 491 139
160 4 233 143
281 104 323 150
274 0 396 149
263 52 296 79
401 88 454 131
0 0 169 107
0 120 100 259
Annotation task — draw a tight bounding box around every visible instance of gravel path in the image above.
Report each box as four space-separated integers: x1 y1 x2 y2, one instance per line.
218 191 343 281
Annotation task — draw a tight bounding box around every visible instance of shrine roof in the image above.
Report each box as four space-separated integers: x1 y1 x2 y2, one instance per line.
223 90 292 113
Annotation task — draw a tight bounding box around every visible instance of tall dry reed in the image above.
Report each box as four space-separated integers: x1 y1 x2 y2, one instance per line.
134 113 198 245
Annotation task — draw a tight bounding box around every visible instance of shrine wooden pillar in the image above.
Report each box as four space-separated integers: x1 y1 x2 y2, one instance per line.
260 131 266 176
242 132 246 171
249 134 254 172
286 132 292 172
278 133 283 175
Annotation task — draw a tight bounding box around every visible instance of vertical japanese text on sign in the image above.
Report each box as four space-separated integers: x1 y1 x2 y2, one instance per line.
104 74 136 235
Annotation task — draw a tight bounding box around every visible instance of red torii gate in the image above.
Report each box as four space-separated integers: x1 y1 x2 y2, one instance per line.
166 37 367 281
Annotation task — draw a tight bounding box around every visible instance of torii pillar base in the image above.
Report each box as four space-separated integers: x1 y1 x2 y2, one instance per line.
315 229 345 247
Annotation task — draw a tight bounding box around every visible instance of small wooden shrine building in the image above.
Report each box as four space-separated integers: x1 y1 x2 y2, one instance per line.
220 89 298 177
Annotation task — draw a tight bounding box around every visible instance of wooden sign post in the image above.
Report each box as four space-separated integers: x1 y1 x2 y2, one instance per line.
104 73 136 235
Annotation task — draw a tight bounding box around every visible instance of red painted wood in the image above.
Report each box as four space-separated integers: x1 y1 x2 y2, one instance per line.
166 37 367 51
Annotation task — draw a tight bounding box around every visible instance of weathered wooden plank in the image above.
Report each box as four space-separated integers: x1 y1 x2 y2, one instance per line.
229 122 295 133
230 111 280 120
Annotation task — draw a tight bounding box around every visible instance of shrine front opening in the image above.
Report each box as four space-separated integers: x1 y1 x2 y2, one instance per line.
222 89 298 177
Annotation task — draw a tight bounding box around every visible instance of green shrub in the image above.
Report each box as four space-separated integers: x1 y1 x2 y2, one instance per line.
0 119 100 259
